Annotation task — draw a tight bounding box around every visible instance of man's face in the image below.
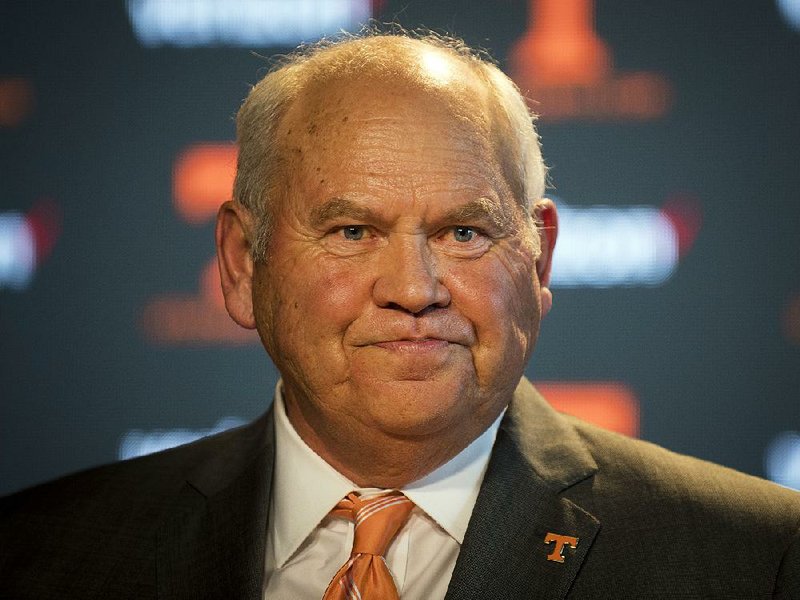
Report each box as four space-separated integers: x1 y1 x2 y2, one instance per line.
250 76 550 469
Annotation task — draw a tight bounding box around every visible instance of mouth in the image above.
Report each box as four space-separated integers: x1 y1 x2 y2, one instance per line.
372 338 452 352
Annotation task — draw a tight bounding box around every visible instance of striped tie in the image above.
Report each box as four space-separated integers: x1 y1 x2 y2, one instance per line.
322 491 414 600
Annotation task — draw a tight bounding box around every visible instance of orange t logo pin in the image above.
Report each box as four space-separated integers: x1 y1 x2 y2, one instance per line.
544 532 579 563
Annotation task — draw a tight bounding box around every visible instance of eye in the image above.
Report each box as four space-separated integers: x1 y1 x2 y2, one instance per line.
342 225 366 240
435 225 491 258
453 226 477 242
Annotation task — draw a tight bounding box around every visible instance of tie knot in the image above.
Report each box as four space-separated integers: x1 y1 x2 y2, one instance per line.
331 492 414 557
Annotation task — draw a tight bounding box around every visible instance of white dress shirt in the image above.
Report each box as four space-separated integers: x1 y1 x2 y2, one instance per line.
263 382 504 599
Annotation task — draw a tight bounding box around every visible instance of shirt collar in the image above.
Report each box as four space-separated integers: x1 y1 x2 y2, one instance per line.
270 380 504 567
271 382 355 568
402 407 503 544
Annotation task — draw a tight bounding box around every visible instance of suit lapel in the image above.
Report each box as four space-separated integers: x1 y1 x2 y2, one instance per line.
157 409 275 600
446 379 600 600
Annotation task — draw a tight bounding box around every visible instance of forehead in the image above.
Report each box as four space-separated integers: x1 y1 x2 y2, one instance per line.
285 70 489 139
276 74 510 209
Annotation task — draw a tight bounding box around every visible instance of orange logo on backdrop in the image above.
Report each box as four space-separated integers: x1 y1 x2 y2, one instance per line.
509 0 672 121
140 143 256 344
783 293 800 346
0 78 34 127
537 382 639 436
172 144 238 224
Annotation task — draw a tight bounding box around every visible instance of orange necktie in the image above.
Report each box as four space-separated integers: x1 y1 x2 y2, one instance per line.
322 491 414 600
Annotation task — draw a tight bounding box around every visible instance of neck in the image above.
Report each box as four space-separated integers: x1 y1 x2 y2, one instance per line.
283 392 500 488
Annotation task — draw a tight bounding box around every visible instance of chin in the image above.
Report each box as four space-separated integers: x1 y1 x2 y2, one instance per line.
358 378 484 437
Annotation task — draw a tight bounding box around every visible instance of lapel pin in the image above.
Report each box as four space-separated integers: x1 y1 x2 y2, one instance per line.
544 532 579 563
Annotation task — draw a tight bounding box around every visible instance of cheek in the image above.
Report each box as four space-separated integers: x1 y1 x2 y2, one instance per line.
498 239 542 324
445 249 540 356
273 252 371 338
457 250 537 319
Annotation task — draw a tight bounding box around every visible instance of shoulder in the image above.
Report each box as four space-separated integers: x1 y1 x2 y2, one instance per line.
1 411 270 521
517 410 800 597
0 410 273 594
563 417 800 595
568 416 800 524
509 378 800 527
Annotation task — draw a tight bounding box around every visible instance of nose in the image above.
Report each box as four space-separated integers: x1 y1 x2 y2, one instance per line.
372 235 451 314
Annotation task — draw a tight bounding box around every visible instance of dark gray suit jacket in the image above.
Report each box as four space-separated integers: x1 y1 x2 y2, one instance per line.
2 378 799 598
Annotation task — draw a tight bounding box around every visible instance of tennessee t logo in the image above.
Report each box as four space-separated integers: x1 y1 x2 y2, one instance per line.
544 532 579 563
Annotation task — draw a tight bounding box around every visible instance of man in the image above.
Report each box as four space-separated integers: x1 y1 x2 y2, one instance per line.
1 31 799 599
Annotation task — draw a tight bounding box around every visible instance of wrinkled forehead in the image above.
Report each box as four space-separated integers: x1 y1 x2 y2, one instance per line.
296 85 487 145
275 66 504 191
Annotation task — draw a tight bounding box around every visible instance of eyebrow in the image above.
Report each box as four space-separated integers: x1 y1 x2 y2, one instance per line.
310 197 375 229
309 195 515 232
439 197 514 232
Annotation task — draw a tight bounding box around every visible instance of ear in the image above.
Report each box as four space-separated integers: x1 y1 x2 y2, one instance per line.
533 198 558 318
215 201 257 329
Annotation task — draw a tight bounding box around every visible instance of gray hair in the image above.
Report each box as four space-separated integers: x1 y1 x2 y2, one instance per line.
233 29 546 260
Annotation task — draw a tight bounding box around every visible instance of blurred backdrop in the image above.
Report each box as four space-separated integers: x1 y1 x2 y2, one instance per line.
1 0 799 495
